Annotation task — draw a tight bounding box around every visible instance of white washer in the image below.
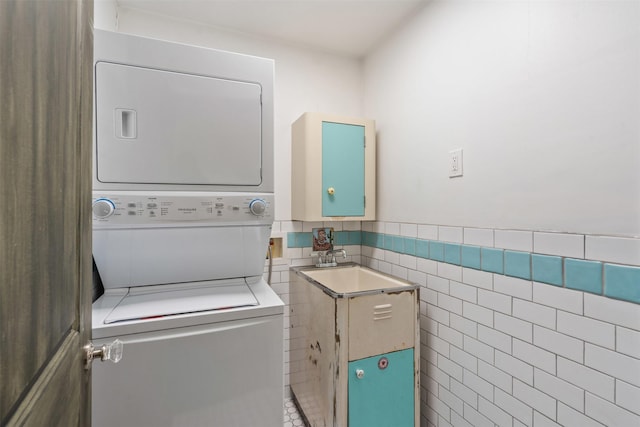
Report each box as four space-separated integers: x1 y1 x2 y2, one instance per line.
91 191 283 427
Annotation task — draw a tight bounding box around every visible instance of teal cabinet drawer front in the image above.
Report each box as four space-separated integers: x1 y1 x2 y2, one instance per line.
322 121 365 217
348 349 414 427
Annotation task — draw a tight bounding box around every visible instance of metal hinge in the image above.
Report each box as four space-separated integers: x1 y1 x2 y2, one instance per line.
364 136 366 148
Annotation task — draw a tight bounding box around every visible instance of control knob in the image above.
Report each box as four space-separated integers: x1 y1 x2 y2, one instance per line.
249 199 267 216
92 198 115 219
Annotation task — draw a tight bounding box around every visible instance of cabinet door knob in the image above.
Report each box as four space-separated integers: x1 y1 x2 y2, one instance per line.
327 187 335 195
355 369 365 379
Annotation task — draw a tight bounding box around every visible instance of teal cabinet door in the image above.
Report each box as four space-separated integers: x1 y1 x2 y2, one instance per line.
321 121 365 217
348 349 414 427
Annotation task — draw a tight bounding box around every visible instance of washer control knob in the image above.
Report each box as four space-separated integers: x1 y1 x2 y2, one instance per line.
92 198 115 219
249 199 267 216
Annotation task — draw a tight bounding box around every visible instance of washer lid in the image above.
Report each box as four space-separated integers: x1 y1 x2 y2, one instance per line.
104 279 258 324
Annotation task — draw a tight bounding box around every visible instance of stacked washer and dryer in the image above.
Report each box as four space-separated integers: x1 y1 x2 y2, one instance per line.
90 30 284 427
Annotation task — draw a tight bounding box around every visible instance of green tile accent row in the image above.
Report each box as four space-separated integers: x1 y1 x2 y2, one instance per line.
461 246 481 270
430 241 444 262
481 248 503 274
565 259 602 294
286 231 640 305
505 250 531 280
444 243 461 265
605 264 640 303
532 254 564 286
416 240 429 258
287 232 310 248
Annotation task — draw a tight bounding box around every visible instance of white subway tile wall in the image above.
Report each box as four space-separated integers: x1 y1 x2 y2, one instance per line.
275 221 640 426
534 232 585 258
419 224 439 240
439 226 464 243
495 230 533 252
463 228 495 247
585 236 640 266
401 222 419 237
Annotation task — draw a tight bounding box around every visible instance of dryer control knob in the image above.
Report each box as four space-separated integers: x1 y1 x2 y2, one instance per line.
92 198 115 219
249 199 267 216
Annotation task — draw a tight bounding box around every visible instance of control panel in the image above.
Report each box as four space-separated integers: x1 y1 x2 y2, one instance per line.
92 192 274 226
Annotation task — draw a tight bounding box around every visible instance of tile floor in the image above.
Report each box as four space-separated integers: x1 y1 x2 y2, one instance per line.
284 398 305 427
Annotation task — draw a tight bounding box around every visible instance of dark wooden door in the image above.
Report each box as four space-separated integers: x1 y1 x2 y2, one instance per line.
0 0 94 425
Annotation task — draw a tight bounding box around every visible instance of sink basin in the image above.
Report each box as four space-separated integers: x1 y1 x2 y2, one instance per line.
298 264 416 296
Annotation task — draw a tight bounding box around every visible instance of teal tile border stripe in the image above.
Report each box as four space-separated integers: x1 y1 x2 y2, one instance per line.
286 231 640 305
505 250 531 280
532 254 563 286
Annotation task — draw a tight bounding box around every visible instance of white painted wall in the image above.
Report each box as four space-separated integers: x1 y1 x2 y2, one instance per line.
94 4 364 221
364 1 640 237
94 0 117 31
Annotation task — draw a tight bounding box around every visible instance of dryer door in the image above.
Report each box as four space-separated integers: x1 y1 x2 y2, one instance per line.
95 62 263 186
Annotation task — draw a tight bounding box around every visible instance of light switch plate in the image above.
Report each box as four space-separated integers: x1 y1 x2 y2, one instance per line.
449 149 463 178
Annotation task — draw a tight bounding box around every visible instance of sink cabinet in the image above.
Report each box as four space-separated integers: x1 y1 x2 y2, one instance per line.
289 265 419 427
291 112 376 221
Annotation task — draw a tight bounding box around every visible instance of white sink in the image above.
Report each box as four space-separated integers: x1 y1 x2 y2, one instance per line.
300 264 413 295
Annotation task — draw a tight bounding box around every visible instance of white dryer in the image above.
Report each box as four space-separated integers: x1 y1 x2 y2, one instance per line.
90 31 283 427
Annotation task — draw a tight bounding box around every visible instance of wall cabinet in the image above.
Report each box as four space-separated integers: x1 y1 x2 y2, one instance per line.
291 112 376 221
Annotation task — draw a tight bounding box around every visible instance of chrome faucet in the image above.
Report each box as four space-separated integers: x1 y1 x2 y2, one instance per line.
316 248 347 267
326 249 347 263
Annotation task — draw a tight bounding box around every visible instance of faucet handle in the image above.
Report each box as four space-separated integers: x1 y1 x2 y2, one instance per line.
333 249 347 258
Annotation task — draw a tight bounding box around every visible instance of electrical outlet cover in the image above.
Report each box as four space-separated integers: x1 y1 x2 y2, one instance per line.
449 148 463 178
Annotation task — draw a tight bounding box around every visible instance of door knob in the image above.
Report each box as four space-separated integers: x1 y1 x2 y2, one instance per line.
84 339 123 370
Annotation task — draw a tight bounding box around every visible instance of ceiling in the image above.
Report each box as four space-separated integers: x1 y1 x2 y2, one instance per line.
116 0 429 57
